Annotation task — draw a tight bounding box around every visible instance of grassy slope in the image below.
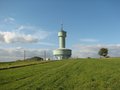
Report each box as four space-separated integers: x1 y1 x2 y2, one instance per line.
0 60 49 70
0 58 120 90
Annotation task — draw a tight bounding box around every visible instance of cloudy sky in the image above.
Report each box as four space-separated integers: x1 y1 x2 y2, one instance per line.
0 0 120 61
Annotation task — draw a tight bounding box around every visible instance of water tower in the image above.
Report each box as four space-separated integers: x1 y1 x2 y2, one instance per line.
53 25 72 60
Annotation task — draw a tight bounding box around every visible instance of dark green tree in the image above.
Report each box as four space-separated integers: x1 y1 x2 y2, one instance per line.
98 48 108 58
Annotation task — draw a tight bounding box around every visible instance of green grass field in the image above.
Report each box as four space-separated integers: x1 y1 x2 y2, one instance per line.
0 58 120 90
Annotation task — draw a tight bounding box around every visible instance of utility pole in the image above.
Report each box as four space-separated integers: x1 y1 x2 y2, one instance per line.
24 50 26 60
44 50 46 60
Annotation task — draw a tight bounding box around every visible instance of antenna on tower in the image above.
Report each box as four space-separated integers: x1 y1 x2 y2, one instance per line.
60 19 64 31
61 23 64 31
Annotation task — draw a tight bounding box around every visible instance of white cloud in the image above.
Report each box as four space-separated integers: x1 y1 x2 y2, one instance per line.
4 17 15 24
72 44 120 58
0 17 51 44
80 38 99 42
15 25 51 41
0 31 39 43
16 25 25 31
15 25 35 31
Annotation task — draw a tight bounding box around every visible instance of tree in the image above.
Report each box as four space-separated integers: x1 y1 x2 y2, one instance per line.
98 48 108 58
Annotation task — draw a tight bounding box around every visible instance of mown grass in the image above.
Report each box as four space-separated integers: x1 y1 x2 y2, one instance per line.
0 60 48 70
0 58 120 90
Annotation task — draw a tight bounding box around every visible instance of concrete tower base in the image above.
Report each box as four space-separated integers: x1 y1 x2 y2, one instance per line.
53 48 72 60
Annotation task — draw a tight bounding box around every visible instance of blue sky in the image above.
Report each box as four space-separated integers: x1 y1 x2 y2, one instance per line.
0 0 120 61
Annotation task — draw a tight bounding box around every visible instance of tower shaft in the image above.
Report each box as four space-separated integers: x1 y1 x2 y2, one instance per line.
59 36 65 48
58 31 66 48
